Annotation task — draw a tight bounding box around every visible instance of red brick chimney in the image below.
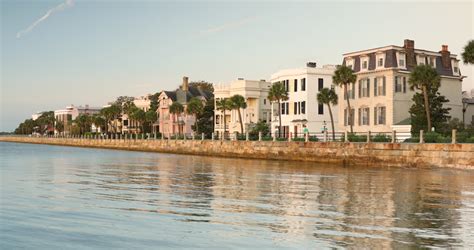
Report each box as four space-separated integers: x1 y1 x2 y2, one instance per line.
404 39 416 68
440 45 451 69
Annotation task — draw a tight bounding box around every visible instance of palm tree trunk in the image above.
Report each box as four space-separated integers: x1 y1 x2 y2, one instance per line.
223 110 226 138
238 108 244 134
422 85 432 132
344 84 353 133
278 100 282 138
327 103 335 140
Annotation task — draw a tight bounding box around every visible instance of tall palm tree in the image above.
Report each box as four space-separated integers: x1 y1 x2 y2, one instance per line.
229 94 247 134
462 40 474 64
409 64 441 131
333 65 357 133
216 98 232 136
186 97 204 133
268 82 289 137
100 104 121 133
317 88 338 140
91 114 106 133
169 102 185 135
130 108 146 134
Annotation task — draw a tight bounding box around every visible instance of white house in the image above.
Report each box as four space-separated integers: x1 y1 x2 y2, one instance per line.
214 78 271 136
270 62 338 137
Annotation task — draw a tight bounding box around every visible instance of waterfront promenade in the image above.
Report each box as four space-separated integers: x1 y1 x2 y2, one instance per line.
1 136 473 169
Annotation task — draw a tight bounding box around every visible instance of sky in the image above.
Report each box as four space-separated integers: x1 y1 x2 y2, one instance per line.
1 0 473 132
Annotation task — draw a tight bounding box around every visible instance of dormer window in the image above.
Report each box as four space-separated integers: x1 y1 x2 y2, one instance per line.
378 58 383 67
362 60 368 69
428 57 435 67
399 59 405 67
345 57 354 70
397 52 406 69
453 60 460 75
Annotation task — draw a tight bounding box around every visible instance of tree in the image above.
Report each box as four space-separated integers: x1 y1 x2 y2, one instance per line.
195 98 214 137
75 114 92 134
333 65 357 133
249 120 270 139
14 119 36 135
189 81 214 92
100 104 121 133
149 92 161 112
114 96 135 106
35 111 55 135
268 82 289 137
216 98 232 136
55 121 64 134
229 94 247 134
130 108 146 133
317 88 338 140
186 97 204 133
462 40 474 64
408 64 441 131
409 86 450 135
169 102 185 135
91 114 106 133
145 110 157 133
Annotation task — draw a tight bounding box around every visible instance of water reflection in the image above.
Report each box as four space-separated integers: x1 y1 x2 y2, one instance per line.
1 142 474 249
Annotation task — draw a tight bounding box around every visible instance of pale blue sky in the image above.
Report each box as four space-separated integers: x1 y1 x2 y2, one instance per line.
1 0 473 131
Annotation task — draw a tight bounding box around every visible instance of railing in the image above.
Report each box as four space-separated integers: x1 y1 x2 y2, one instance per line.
4 129 473 144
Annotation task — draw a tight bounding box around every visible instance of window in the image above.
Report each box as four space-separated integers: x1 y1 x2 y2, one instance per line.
345 83 355 100
286 103 289 115
454 66 459 73
344 108 355 126
286 80 289 92
395 76 407 93
358 107 370 126
123 120 129 126
301 101 306 114
374 106 386 125
294 79 298 92
263 99 266 105
359 78 370 98
362 60 368 69
294 102 297 115
378 58 383 67
374 77 386 96
399 59 405 67
428 57 435 67
301 78 306 91
318 104 324 115
281 103 286 115
318 78 324 91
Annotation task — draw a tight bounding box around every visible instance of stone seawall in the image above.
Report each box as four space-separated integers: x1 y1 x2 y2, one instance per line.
1 137 473 169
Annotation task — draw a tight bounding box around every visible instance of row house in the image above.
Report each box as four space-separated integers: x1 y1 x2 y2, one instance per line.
214 78 271 136
270 63 338 137
339 39 463 133
157 76 213 135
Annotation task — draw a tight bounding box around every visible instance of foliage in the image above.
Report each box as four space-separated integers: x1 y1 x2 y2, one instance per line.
216 98 232 135
347 133 367 142
189 81 214 92
462 39 474 64
194 98 214 137
186 97 204 132
149 92 161 112
55 121 64 133
169 102 184 115
114 96 135 106
74 114 93 134
229 94 247 134
14 119 37 134
100 104 121 133
409 86 450 135
268 82 289 137
248 120 270 139
372 133 391 142
35 111 55 134
317 88 338 140
332 65 357 133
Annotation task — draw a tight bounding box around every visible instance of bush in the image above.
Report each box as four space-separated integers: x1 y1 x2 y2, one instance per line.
372 133 391 142
424 132 450 143
347 133 367 142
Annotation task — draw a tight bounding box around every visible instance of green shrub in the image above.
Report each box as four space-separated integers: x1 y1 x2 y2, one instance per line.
424 132 450 143
372 133 391 142
348 133 367 142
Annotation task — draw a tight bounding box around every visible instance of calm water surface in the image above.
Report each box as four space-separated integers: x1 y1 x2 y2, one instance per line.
1 142 474 249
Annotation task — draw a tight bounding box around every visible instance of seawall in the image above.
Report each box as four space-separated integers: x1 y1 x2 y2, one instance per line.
1 137 473 169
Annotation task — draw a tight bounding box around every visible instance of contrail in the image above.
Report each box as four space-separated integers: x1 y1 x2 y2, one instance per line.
16 0 75 39
200 16 257 35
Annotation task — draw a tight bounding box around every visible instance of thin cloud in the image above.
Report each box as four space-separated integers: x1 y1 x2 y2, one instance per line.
200 16 257 35
16 0 75 39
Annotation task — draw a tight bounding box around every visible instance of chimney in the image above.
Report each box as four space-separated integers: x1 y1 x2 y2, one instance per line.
440 45 451 69
238 77 244 80
306 62 317 68
403 39 416 69
182 76 189 91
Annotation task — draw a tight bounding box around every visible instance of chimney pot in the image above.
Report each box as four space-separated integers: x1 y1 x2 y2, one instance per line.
306 62 317 68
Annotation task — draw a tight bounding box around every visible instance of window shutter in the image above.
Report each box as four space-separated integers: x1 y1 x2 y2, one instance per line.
344 109 347 126
374 107 378 125
358 108 361 126
352 83 355 99
374 78 378 97
394 76 397 92
358 80 361 98
367 108 370 125
403 77 407 93
367 79 370 97
383 76 386 96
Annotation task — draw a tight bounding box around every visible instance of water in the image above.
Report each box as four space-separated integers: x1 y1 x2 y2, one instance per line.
1 142 474 249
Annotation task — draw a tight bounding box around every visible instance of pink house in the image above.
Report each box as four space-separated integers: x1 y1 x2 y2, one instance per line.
157 76 213 136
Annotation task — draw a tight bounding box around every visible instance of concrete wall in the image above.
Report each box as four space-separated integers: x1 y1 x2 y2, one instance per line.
1 137 473 169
